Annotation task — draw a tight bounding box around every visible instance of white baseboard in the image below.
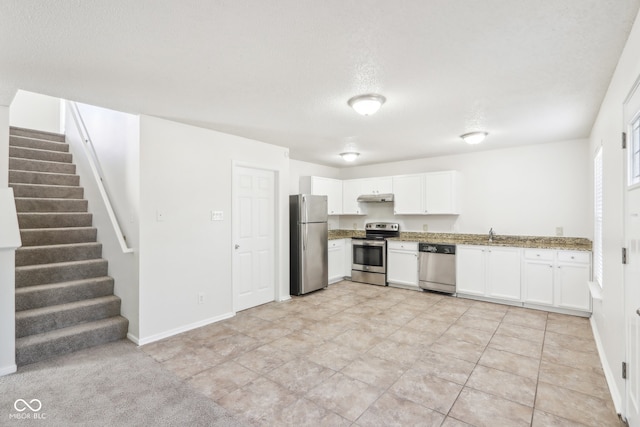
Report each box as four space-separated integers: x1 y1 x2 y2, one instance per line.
278 295 292 302
590 316 623 415
0 364 17 377
136 312 236 346
126 333 140 345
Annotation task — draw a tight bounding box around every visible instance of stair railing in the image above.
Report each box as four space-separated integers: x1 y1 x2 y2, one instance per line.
66 101 133 254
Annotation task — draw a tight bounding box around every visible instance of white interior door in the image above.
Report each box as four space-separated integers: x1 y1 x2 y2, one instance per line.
233 166 275 312
624 81 640 426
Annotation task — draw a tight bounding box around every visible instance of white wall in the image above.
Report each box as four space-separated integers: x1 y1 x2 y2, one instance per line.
0 105 8 187
64 103 141 341
0 105 20 376
588 7 640 413
138 116 290 342
337 139 590 237
10 90 62 134
289 159 340 194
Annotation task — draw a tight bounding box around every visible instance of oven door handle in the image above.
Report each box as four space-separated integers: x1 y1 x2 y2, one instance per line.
353 241 386 247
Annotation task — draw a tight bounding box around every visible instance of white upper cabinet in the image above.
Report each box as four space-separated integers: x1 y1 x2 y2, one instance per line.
392 174 424 215
393 171 458 215
300 176 343 215
360 177 393 195
425 171 458 214
342 179 365 215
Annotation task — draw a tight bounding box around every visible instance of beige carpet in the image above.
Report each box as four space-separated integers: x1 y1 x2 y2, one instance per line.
0 339 246 426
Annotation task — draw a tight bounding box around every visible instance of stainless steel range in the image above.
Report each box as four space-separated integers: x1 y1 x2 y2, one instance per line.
351 222 400 286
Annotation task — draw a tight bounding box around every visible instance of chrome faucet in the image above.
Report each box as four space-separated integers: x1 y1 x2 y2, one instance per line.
489 228 495 242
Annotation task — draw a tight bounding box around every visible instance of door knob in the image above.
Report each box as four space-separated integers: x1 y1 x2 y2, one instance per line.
235 244 240 249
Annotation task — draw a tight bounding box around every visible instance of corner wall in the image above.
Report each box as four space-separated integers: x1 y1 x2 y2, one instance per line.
64 103 141 341
588 7 640 412
138 116 290 343
9 90 62 134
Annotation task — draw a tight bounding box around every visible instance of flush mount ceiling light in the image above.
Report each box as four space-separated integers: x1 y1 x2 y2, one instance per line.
340 151 360 162
460 131 488 145
348 94 386 116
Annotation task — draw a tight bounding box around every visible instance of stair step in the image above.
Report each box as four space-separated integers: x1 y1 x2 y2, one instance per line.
10 126 65 142
16 316 128 366
9 170 80 186
20 227 97 246
9 146 73 164
16 242 102 266
15 197 88 213
18 212 92 229
9 135 69 152
9 157 76 174
15 277 115 311
16 296 122 338
11 183 84 199
16 259 108 288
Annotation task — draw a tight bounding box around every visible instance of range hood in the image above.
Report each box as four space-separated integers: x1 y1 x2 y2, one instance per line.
357 193 394 203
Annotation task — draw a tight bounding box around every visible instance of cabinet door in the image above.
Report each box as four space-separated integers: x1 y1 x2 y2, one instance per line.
555 263 591 311
456 246 486 296
361 177 392 194
486 247 521 301
343 179 364 215
392 175 424 214
312 177 342 215
387 248 419 287
424 171 457 214
522 260 554 305
328 239 345 284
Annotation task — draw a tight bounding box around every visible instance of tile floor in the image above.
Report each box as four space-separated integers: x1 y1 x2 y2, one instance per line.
141 281 621 426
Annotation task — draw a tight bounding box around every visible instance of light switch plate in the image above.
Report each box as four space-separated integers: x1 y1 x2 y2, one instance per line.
211 211 224 221
423 224 428 232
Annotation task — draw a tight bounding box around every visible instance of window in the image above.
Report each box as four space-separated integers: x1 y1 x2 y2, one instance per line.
630 116 640 186
594 148 603 287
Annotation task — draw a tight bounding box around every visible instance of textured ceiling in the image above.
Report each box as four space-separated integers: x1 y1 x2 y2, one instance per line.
1 1 639 167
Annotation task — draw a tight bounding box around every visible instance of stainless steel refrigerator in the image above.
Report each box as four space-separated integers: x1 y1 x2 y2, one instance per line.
290 194 328 295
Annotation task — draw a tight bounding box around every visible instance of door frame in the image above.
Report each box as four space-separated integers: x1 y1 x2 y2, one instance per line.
622 74 640 425
231 161 282 312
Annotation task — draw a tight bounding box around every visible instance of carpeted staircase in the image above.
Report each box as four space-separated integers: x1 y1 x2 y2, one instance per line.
9 126 128 366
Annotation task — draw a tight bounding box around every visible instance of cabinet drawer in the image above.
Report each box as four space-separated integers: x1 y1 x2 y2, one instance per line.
523 249 554 261
329 239 345 249
387 241 418 251
557 251 590 264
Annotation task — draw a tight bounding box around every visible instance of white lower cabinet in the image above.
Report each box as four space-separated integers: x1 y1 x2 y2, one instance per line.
387 241 419 288
328 239 346 284
523 249 591 313
456 245 521 302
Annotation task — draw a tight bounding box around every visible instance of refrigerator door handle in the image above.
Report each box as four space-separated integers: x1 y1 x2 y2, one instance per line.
302 195 307 224
303 224 307 250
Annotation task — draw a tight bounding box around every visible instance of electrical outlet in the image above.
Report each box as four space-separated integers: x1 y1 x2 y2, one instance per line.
198 293 205 304
556 227 564 236
353 223 357 230
423 224 428 232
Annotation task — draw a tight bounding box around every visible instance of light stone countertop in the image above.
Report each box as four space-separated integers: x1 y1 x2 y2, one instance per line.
328 229 592 251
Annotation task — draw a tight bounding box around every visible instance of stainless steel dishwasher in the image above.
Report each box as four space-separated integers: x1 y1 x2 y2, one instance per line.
418 243 456 294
